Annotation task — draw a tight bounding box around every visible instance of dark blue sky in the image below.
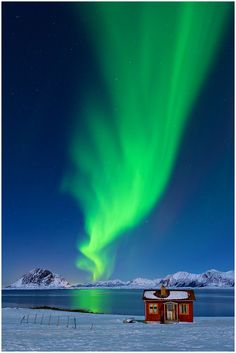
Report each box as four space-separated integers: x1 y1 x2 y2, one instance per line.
2 3 234 285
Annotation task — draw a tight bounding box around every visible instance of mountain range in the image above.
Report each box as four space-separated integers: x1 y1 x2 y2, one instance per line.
6 268 234 289
74 269 234 288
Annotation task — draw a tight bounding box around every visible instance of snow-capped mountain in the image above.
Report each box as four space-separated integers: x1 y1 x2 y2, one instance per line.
7 268 71 289
6 268 234 289
160 269 234 287
76 279 129 288
128 277 161 287
74 269 234 288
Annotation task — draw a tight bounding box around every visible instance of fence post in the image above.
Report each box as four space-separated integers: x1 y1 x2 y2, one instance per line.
74 317 76 329
66 316 69 328
48 315 51 326
34 314 37 324
40 314 44 325
20 315 25 324
57 316 60 327
26 314 29 324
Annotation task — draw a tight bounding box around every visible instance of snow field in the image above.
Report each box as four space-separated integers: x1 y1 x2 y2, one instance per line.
2 308 234 351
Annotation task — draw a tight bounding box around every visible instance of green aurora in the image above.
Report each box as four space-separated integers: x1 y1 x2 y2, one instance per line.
63 3 231 281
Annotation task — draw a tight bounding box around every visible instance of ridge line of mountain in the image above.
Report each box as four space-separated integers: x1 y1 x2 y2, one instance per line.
5 268 234 289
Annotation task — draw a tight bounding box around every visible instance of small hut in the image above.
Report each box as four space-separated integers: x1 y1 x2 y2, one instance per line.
142 285 195 323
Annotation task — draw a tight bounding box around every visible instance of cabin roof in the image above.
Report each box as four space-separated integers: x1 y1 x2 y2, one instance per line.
143 289 195 301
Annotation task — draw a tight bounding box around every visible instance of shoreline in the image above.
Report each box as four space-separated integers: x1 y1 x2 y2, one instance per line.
30 305 103 314
3 286 234 290
2 306 235 318
2 306 103 315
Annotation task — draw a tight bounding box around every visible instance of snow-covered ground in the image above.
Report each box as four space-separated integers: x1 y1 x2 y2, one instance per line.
2 308 234 351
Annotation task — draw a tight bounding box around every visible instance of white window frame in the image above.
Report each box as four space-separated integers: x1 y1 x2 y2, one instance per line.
180 303 189 315
149 303 158 314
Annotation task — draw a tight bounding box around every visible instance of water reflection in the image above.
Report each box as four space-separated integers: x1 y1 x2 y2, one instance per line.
2 288 234 316
70 289 111 313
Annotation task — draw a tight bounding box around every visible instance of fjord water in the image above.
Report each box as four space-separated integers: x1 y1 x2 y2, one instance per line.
2 288 234 317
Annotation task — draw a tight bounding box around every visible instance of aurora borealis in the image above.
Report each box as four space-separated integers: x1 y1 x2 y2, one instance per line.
63 3 231 280
3 2 234 285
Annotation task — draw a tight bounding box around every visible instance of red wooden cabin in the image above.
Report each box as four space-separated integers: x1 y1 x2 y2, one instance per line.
143 285 195 323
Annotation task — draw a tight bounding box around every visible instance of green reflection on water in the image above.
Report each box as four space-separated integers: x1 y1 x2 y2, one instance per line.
70 289 111 313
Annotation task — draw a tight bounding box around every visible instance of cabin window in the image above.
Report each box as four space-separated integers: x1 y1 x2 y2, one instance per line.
180 304 189 314
149 303 158 314
166 303 173 311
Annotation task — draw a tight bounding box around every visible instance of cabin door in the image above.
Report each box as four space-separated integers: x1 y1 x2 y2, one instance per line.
164 302 178 322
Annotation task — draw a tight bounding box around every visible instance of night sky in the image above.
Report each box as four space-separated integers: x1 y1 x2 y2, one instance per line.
2 2 234 285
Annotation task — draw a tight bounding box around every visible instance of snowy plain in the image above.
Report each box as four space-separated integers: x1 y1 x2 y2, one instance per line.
2 308 234 351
